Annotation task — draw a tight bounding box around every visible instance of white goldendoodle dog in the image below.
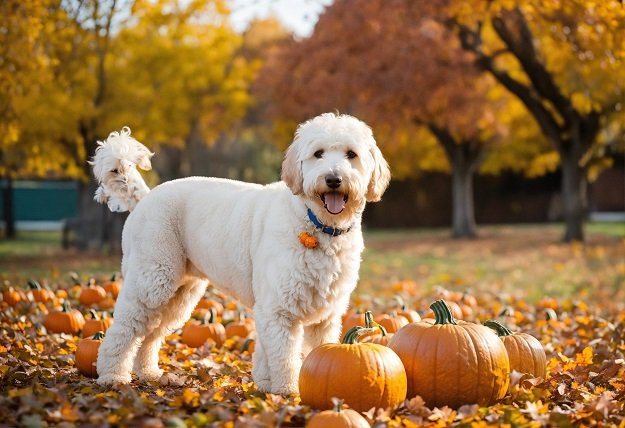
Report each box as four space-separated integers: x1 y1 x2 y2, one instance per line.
90 112 390 394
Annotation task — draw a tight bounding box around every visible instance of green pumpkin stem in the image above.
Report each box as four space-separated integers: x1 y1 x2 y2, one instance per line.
202 308 216 324
93 331 106 340
484 319 513 336
28 279 42 290
89 309 98 320
241 338 255 353
62 301 72 312
110 272 118 281
430 299 458 325
364 310 388 336
331 397 344 413
341 326 377 344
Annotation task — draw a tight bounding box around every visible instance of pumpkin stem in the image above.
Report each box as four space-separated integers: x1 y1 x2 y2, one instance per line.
89 309 99 320
484 320 513 336
110 272 118 281
93 331 106 340
430 300 458 325
331 397 344 413
544 308 558 321
62 301 72 312
69 272 81 286
341 326 377 344
241 338 255 353
28 279 42 290
364 311 388 336
202 308 216 325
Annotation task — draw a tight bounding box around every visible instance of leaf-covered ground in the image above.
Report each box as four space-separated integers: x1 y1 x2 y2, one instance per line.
1 228 624 427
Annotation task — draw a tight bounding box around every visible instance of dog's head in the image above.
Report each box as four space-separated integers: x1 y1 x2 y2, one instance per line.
90 127 153 184
281 113 390 222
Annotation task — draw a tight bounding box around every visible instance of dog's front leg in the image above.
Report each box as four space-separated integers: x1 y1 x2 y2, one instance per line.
253 308 303 395
302 315 342 357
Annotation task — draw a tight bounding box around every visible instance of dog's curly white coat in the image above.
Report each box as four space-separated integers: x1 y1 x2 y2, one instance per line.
91 113 390 394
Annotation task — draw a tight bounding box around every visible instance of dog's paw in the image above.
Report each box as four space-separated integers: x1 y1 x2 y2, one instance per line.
252 377 272 393
135 367 164 382
269 381 299 396
97 373 132 386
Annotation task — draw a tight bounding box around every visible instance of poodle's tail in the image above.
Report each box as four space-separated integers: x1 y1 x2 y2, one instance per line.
89 127 154 213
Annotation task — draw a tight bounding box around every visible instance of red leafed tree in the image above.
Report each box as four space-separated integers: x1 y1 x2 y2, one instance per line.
258 0 540 237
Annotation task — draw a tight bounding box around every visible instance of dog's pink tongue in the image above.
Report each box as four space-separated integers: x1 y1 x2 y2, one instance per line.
324 192 345 214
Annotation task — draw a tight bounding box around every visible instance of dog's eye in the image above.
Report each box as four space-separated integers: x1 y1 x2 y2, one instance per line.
111 169 119 174
346 150 357 159
314 150 324 159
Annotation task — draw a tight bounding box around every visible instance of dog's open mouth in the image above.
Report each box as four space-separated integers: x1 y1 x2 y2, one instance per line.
321 192 348 215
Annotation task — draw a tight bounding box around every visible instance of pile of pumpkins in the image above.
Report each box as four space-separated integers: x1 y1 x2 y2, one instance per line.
0 274 122 379
300 299 547 414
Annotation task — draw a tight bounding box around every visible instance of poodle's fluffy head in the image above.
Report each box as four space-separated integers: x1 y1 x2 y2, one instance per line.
281 113 390 225
90 127 153 183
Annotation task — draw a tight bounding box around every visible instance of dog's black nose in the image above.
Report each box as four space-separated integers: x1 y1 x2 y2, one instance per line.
325 175 342 189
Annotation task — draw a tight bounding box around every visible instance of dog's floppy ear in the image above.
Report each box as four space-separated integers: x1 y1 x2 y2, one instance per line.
281 143 304 195
366 144 391 202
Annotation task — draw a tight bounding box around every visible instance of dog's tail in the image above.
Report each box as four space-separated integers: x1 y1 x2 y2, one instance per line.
89 127 154 213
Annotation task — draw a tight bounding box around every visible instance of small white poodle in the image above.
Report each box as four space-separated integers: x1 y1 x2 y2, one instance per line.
90 113 390 394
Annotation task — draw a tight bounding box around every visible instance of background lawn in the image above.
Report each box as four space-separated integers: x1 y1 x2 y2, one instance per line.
2 222 623 304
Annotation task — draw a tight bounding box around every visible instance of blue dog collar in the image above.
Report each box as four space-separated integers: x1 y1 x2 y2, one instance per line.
307 208 352 237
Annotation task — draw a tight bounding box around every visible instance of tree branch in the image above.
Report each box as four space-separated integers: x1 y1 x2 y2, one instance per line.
453 19 564 149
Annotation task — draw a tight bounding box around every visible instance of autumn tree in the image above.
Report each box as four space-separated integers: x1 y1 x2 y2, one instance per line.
440 0 625 241
0 0 88 238
259 0 545 237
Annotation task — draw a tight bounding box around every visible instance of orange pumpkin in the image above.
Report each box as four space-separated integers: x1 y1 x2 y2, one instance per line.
374 313 409 333
27 279 52 303
388 300 510 409
102 273 122 299
44 301 86 334
423 299 463 320
97 296 116 310
299 325 407 412
195 298 224 315
392 296 421 323
182 310 226 348
225 315 254 338
76 331 105 378
83 310 113 338
307 400 370 428
341 310 367 334
484 320 547 379
355 310 390 344
238 337 256 354
1 285 23 307
79 279 107 306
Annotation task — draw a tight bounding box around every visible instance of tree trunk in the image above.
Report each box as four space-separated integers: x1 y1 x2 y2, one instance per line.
450 145 479 238
2 177 15 239
426 123 482 238
560 146 587 242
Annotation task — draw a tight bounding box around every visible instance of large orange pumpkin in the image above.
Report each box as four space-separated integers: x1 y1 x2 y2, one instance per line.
306 400 370 428
299 325 407 412
484 320 547 379
44 301 86 334
83 310 113 338
76 331 105 378
182 310 226 348
388 299 510 409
